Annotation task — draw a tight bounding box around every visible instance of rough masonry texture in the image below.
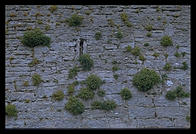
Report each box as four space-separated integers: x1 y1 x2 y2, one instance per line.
5 5 190 128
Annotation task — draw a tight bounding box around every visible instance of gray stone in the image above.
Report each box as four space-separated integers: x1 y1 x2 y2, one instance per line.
156 107 189 118
154 96 179 107
136 118 174 128
128 106 156 119
5 5 190 128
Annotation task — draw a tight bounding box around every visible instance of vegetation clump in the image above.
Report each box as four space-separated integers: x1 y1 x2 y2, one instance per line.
152 52 160 58
85 74 102 90
163 63 172 71
65 96 85 115
144 43 149 47
23 81 29 86
180 62 188 70
97 90 106 97
67 84 75 95
186 115 191 122
125 45 132 52
120 88 132 100
113 74 119 80
78 88 94 100
67 14 83 27
68 66 79 79
160 36 173 47
165 90 177 100
32 73 42 86
91 100 117 111
120 12 132 27
146 32 152 37
45 25 50 31
78 54 94 71
139 55 146 62
112 65 119 72
165 86 189 100
28 58 40 67
175 86 189 98
94 32 102 40
108 19 115 27
115 30 123 39
6 104 18 117
181 52 186 57
10 13 17 17
145 24 153 31
174 52 181 58
48 5 57 13
161 74 168 84
52 90 64 101
131 46 141 56
133 68 161 92
21 28 51 47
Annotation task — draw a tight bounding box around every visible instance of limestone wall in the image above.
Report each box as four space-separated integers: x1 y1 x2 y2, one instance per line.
5 5 190 128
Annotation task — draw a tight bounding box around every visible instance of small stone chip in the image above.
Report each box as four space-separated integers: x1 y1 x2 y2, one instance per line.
166 80 173 87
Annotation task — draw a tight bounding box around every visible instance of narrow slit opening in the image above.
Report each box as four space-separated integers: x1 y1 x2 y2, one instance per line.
79 39 84 56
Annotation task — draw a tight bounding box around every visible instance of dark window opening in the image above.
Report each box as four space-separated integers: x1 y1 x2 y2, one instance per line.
79 38 84 56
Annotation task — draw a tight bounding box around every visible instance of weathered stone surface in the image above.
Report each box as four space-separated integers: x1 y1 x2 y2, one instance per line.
136 118 174 128
128 106 156 119
156 107 189 118
5 5 190 128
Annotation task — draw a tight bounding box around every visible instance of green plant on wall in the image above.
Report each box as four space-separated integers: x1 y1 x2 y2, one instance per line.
68 66 79 79
23 81 29 86
125 45 132 52
133 68 161 92
160 36 173 47
180 62 188 70
94 32 102 40
144 43 149 47
48 5 57 13
45 25 50 31
6 104 18 117
78 54 94 71
67 14 83 27
97 90 105 97
65 96 85 115
52 90 64 101
108 19 115 27
174 52 181 58
146 32 152 37
120 88 132 100
165 90 177 100
163 63 172 71
113 74 119 80
85 74 102 90
115 30 123 39
91 100 117 111
120 12 132 27
67 84 75 95
112 65 119 72
145 24 153 31
78 88 94 100
139 55 146 62
28 58 40 67
165 86 189 101
32 73 42 86
131 46 141 56
21 28 51 47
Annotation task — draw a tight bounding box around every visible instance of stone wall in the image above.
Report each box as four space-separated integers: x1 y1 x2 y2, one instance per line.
5 5 190 128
